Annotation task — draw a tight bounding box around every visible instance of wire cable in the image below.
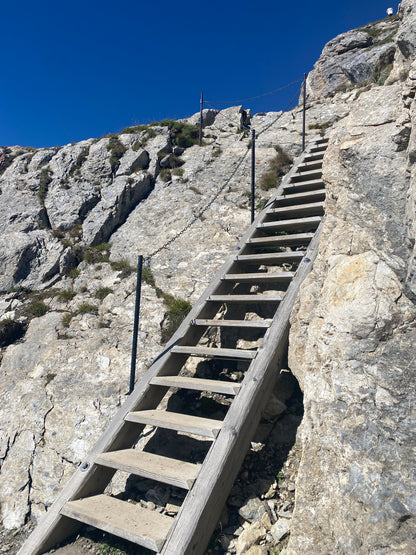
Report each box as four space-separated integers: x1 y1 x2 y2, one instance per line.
204 78 303 106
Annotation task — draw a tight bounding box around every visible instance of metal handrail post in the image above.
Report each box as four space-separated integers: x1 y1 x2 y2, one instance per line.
129 255 143 394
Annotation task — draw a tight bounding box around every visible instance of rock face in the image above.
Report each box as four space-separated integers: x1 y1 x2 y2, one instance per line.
287 1 416 553
1 2 416 553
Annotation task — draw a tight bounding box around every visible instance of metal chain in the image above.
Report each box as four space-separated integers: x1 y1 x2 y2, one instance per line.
204 78 303 105
146 147 250 260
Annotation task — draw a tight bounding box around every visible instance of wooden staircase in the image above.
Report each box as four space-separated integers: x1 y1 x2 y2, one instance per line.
19 137 329 555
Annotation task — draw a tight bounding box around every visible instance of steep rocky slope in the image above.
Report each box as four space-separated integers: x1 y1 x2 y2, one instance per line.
0 2 415 553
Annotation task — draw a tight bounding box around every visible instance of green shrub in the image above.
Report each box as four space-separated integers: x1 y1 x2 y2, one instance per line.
111 259 135 278
95 287 113 300
107 136 127 173
190 186 202 195
0 148 24 175
212 147 222 158
28 301 48 317
259 146 292 191
172 167 184 177
159 169 172 182
67 268 80 278
142 265 155 287
61 313 74 327
0 319 27 347
157 290 192 343
158 120 199 148
77 303 99 315
58 289 76 301
69 147 90 176
45 373 56 386
38 167 53 205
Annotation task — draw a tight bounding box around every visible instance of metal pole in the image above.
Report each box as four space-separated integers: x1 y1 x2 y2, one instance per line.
199 91 204 146
302 73 307 151
251 128 256 224
129 255 143 394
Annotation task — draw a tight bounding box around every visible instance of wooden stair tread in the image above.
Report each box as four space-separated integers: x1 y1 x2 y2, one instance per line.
274 189 326 205
297 161 322 172
171 345 257 359
235 251 305 264
96 450 199 489
248 233 314 246
223 272 294 282
125 409 222 438
267 201 324 217
303 153 324 162
61 494 172 552
290 169 322 182
208 294 283 303
258 216 321 231
151 375 241 395
193 318 271 328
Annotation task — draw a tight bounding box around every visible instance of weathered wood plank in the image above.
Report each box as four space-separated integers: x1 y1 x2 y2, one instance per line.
248 233 314 246
257 216 321 231
192 318 271 328
235 251 305 264
96 450 199 489
171 345 257 359
274 189 326 205
61 495 173 552
208 294 283 303
266 201 324 218
290 169 322 182
125 410 223 439
222 272 294 283
150 375 241 395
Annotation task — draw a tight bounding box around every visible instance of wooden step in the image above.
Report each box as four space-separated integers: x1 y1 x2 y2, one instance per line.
297 161 322 172
310 144 327 153
303 153 324 163
314 137 329 144
248 233 314 246
171 345 257 359
274 189 326 206
235 252 305 264
151 375 241 395
96 450 200 489
290 169 322 183
282 180 325 195
266 202 324 218
193 318 272 328
61 495 173 552
125 410 222 439
208 294 283 303
258 216 321 232
223 272 294 283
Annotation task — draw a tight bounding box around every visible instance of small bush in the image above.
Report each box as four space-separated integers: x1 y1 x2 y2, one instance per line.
157 290 192 343
172 167 184 177
77 303 99 315
0 319 27 347
190 186 202 195
212 147 222 158
28 301 48 317
111 259 135 278
67 268 80 278
45 373 56 386
142 266 155 287
107 136 127 173
259 146 292 191
69 147 90 176
159 169 172 182
58 289 76 301
38 167 53 205
61 313 74 327
95 287 113 300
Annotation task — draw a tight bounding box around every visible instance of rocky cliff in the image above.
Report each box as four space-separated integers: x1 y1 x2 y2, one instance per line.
0 1 415 553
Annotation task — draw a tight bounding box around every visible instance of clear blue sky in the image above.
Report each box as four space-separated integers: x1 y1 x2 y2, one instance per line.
1 0 399 148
